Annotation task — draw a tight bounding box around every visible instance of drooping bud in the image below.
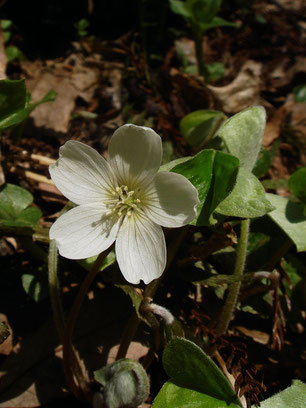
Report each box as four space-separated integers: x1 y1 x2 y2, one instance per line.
93 358 150 408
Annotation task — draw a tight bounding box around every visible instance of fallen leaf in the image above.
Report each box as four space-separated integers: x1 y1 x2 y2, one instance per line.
208 60 263 113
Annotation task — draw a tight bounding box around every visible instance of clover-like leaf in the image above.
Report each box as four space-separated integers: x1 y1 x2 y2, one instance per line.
172 149 239 226
0 183 41 228
266 193 306 252
253 380 306 408
215 167 275 218
180 109 226 147
217 106 266 172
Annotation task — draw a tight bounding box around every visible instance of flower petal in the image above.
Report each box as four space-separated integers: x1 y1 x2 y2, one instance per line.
115 213 166 284
108 124 162 189
49 141 117 205
144 172 199 227
50 204 119 259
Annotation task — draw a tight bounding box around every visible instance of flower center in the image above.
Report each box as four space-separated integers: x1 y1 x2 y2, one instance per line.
107 185 141 217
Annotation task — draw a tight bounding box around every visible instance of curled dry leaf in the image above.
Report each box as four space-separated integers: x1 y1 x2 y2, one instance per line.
21 54 101 133
208 60 263 113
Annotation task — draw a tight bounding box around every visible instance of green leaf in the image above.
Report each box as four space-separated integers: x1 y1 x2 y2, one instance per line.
0 20 13 30
218 106 266 171
78 251 115 272
162 337 242 405
180 110 226 147
254 380 306 408
159 156 192 172
0 183 41 228
267 193 306 252
0 79 26 121
199 16 239 33
21 266 49 302
215 167 275 218
0 81 57 131
169 0 192 20
288 167 306 205
205 62 226 82
189 0 222 24
153 380 241 408
116 285 144 319
5 45 24 62
172 149 239 226
252 147 272 178
293 84 306 103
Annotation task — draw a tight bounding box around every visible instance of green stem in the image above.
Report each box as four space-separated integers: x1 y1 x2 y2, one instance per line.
48 239 65 341
215 219 250 336
116 226 190 360
63 247 113 398
194 30 208 82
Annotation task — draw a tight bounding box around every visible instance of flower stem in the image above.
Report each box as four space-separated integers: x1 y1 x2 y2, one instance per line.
215 219 250 336
194 30 208 82
63 247 113 398
48 239 65 341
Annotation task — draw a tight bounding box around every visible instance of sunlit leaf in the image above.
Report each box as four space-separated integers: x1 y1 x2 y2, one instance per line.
267 193 306 252
172 149 239 226
215 167 275 218
253 380 306 408
153 380 241 408
180 110 226 147
217 106 266 172
162 337 242 405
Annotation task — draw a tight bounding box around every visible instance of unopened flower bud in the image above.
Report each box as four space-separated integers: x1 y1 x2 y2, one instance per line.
94 358 150 408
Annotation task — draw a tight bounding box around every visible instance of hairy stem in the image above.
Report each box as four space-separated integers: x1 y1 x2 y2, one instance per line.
63 247 112 398
48 240 65 341
215 219 250 336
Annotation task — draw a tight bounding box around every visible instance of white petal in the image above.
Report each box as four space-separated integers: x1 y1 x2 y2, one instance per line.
49 141 117 205
108 124 162 189
143 172 199 227
115 213 166 284
50 204 119 259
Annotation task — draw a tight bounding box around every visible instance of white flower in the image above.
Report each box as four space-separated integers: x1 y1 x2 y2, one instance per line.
49 124 199 284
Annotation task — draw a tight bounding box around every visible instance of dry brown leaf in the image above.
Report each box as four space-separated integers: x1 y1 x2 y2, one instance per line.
0 27 7 80
22 54 101 133
208 60 263 113
234 326 270 345
0 315 12 356
263 106 288 146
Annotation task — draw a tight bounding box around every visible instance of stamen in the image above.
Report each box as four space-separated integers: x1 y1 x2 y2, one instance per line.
107 185 142 218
